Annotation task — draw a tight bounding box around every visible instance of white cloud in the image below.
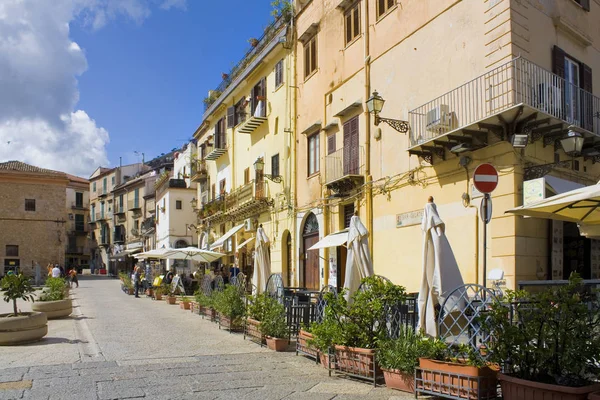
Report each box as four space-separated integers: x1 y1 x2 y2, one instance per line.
0 0 186 177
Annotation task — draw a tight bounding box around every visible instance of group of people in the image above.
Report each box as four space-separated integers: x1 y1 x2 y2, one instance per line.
46 263 79 288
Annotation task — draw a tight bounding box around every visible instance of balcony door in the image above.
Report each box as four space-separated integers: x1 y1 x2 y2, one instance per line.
564 57 580 125
343 116 359 175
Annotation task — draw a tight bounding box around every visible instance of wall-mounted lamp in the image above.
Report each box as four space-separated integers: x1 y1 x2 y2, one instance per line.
366 91 409 134
253 157 283 183
560 130 584 156
511 134 529 148
190 197 198 210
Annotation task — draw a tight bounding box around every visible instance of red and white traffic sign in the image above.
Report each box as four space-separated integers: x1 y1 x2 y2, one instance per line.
473 163 498 194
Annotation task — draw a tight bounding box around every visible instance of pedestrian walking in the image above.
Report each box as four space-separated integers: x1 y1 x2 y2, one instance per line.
69 269 79 288
51 264 61 278
133 267 141 298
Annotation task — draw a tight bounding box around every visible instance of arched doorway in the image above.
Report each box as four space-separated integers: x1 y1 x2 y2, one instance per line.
174 239 188 248
302 213 320 289
282 230 292 286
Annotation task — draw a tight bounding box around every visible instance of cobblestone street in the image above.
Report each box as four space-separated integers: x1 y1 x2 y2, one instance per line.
0 277 411 400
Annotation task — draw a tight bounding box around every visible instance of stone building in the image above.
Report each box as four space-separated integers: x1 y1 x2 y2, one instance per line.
0 161 68 277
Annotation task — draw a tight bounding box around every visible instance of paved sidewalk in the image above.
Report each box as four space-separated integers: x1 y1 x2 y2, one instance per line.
0 277 413 399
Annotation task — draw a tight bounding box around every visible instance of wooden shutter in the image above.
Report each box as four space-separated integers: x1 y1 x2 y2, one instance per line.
227 106 235 128
581 63 594 131
310 37 317 74
304 44 310 78
260 77 267 112
327 134 336 155
219 118 226 147
552 46 566 78
271 154 279 177
211 184 216 201
343 116 359 175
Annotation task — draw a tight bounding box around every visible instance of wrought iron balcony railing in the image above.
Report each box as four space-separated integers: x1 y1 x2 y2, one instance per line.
409 57 600 147
71 201 88 210
128 200 141 211
324 146 365 186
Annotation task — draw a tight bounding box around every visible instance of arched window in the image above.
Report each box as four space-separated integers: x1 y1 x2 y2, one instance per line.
174 240 188 248
303 213 319 236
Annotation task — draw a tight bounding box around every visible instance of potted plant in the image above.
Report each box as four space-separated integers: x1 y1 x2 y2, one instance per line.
32 277 73 319
179 296 191 310
166 285 177 305
245 292 268 344
221 72 229 80
248 38 259 47
154 285 164 301
213 285 245 331
485 274 600 400
297 325 319 360
122 276 134 295
0 274 48 345
377 327 430 393
307 307 344 368
195 291 215 320
259 296 288 351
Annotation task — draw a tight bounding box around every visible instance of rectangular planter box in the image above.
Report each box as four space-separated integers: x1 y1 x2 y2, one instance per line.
417 358 498 400
179 302 190 310
190 301 199 314
499 373 600 400
245 318 265 344
266 336 288 352
296 330 318 360
200 306 216 321
382 368 415 393
218 313 243 332
334 345 381 381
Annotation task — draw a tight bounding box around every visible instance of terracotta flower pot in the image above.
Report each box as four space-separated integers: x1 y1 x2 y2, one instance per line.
145 289 153 297
128 288 134 295
382 368 415 393
297 330 318 358
589 391 600 400
266 336 287 352
334 345 381 379
499 373 600 400
166 296 177 305
155 294 163 301
179 302 190 310
418 358 498 400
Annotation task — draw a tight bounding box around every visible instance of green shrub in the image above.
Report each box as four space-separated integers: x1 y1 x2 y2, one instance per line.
247 292 270 321
378 328 428 374
484 274 600 387
39 277 66 301
194 291 213 308
213 285 245 323
258 296 287 339
1 274 35 316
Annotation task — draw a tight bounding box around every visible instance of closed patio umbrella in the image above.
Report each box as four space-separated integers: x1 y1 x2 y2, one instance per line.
418 199 465 337
343 215 374 301
252 226 271 294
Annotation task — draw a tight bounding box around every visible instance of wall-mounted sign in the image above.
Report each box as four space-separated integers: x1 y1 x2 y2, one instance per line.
523 177 545 206
127 242 143 250
396 210 424 228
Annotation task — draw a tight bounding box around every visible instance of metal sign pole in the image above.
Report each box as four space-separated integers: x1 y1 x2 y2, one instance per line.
482 194 489 290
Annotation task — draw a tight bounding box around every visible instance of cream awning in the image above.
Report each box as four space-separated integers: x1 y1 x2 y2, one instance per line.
308 229 348 251
210 224 245 250
236 236 255 251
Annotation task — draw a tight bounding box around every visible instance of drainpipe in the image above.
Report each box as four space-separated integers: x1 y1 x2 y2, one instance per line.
363 1 373 257
291 1 298 287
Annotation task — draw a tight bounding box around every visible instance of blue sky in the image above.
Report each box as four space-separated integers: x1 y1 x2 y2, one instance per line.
72 1 274 167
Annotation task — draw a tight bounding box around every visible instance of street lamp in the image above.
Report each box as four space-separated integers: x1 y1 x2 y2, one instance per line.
190 197 198 210
560 130 585 156
253 157 283 183
365 91 410 134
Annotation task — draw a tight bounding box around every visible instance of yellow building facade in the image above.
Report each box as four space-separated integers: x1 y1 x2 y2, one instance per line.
193 16 297 286
294 0 600 292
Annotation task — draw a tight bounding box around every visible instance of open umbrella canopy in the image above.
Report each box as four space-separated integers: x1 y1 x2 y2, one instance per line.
418 201 465 337
135 248 173 259
506 183 600 224
162 247 225 263
343 216 374 301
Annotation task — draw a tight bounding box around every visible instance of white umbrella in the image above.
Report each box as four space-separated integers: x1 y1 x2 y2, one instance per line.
135 248 173 259
162 247 225 263
252 226 271 294
506 183 600 224
418 201 465 337
343 216 374 301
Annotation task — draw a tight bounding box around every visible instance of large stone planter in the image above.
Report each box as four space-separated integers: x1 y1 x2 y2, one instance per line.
0 312 48 345
32 299 73 319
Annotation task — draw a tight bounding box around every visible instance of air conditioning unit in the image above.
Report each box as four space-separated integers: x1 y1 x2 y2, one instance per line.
426 104 453 132
244 218 257 232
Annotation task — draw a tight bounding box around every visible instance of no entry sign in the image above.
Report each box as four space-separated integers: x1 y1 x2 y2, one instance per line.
473 163 498 194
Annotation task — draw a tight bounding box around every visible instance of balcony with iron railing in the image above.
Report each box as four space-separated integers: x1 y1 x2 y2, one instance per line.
128 199 141 211
114 204 126 215
204 139 227 161
203 16 289 114
141 216 155 234
68 221 88 235
325 146 365 195
96 188 108 198
65 245 90 255
71 201 88 210
191 159 208 182
408 57 600 164
198 180 269 224
237 99 268 134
